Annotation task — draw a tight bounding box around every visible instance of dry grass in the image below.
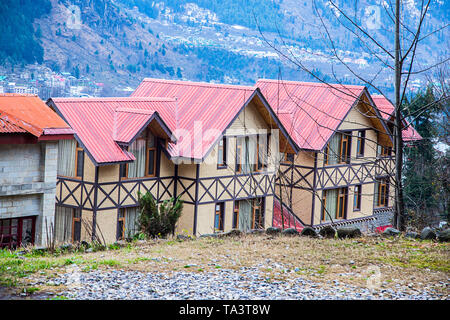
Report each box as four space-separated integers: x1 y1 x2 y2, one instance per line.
3 234 449 297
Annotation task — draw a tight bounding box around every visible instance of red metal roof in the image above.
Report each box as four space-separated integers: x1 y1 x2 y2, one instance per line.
372 94 422 141
48 97 175 165
0 113 28 133
132 78 258 160
0 94 72 138
256 79 366 151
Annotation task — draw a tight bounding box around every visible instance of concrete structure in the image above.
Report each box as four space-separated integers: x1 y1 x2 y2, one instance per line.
0 94 73 248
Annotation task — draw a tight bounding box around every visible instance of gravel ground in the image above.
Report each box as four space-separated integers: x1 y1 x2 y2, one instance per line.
28 267 448 300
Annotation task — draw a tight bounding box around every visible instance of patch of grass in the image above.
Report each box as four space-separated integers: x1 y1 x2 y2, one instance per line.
23 287 40 294
99 259 121 267
46 295 69 300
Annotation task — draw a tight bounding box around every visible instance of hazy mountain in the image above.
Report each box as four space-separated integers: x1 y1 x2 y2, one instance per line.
0 0 448 96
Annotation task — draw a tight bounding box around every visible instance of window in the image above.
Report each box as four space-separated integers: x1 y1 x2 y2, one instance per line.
118 209 125 240
146 134 156 177
118 207 140 240
119 163 128 179
282 153 295 164
322 187 348 221
252 198 265 229
72 209 81 242
378 145 392 157
127 129 157 178
325 132 351 165
214 203 224 231
232 201 239 229
353 185 362 211
375 178 389 207
57 139 76 177
75 143 84 178
0 217 35 249
356 130 365 157
235 137 243 173
235 136 258 173
255 134 269 171
217 137 227 169
55 206 81 243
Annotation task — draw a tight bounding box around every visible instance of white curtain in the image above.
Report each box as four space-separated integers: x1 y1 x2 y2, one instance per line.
324 189 338 221
238 200 252 232
327 133 341 165
258 134 268 169
58 140 76 176
54 206 73 243
127 139 146 178
241 136 257 173
125 207 140 238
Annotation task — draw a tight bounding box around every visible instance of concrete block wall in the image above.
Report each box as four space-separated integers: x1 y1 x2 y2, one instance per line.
0 141 59 246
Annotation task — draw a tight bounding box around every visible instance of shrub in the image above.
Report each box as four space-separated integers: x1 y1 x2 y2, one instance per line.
138 191 183 238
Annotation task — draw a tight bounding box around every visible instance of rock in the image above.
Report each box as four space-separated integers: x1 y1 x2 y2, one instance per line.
420 227 436 240
337 226 362 239
300 227 318 238
438 221 448 229
266 227 281 236
319 225 336 238
114 240 127 247
176 234 194 241
436 228 450 242
199 233 219 238
281 228 300 236
59 244 73 251
220 229 243 237
247 229 265 235
382 227 400 237
405 232 420 239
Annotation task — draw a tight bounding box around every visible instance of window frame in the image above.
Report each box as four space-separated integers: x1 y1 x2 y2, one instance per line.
74 143 84 179
217 137 227 169
353 184 362 211
251 198 265 229
356 130 366 157
71 209 81 242
376 177 390 207
235 138 243 173
214 202 225 232
145 135 157 177
118 208 126 240
339 132 351 164
321 187 348 221
232 201 239 229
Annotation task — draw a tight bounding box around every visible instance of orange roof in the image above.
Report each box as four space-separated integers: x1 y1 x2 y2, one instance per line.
0 94 71 135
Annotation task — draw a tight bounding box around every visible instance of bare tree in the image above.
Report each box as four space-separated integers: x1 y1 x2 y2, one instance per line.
254 0 449 231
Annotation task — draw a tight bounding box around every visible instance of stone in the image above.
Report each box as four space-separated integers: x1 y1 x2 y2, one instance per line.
436 229 450 242
382 227 400 237
199 233 219 238
247 229 265 235
176 234 194 241
281 228 300 236
420 227 436 240
300 227 318 238
266 227 281 236
220 229 243 237
337 226 362 239
405 232 420 239
319 225 336 238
